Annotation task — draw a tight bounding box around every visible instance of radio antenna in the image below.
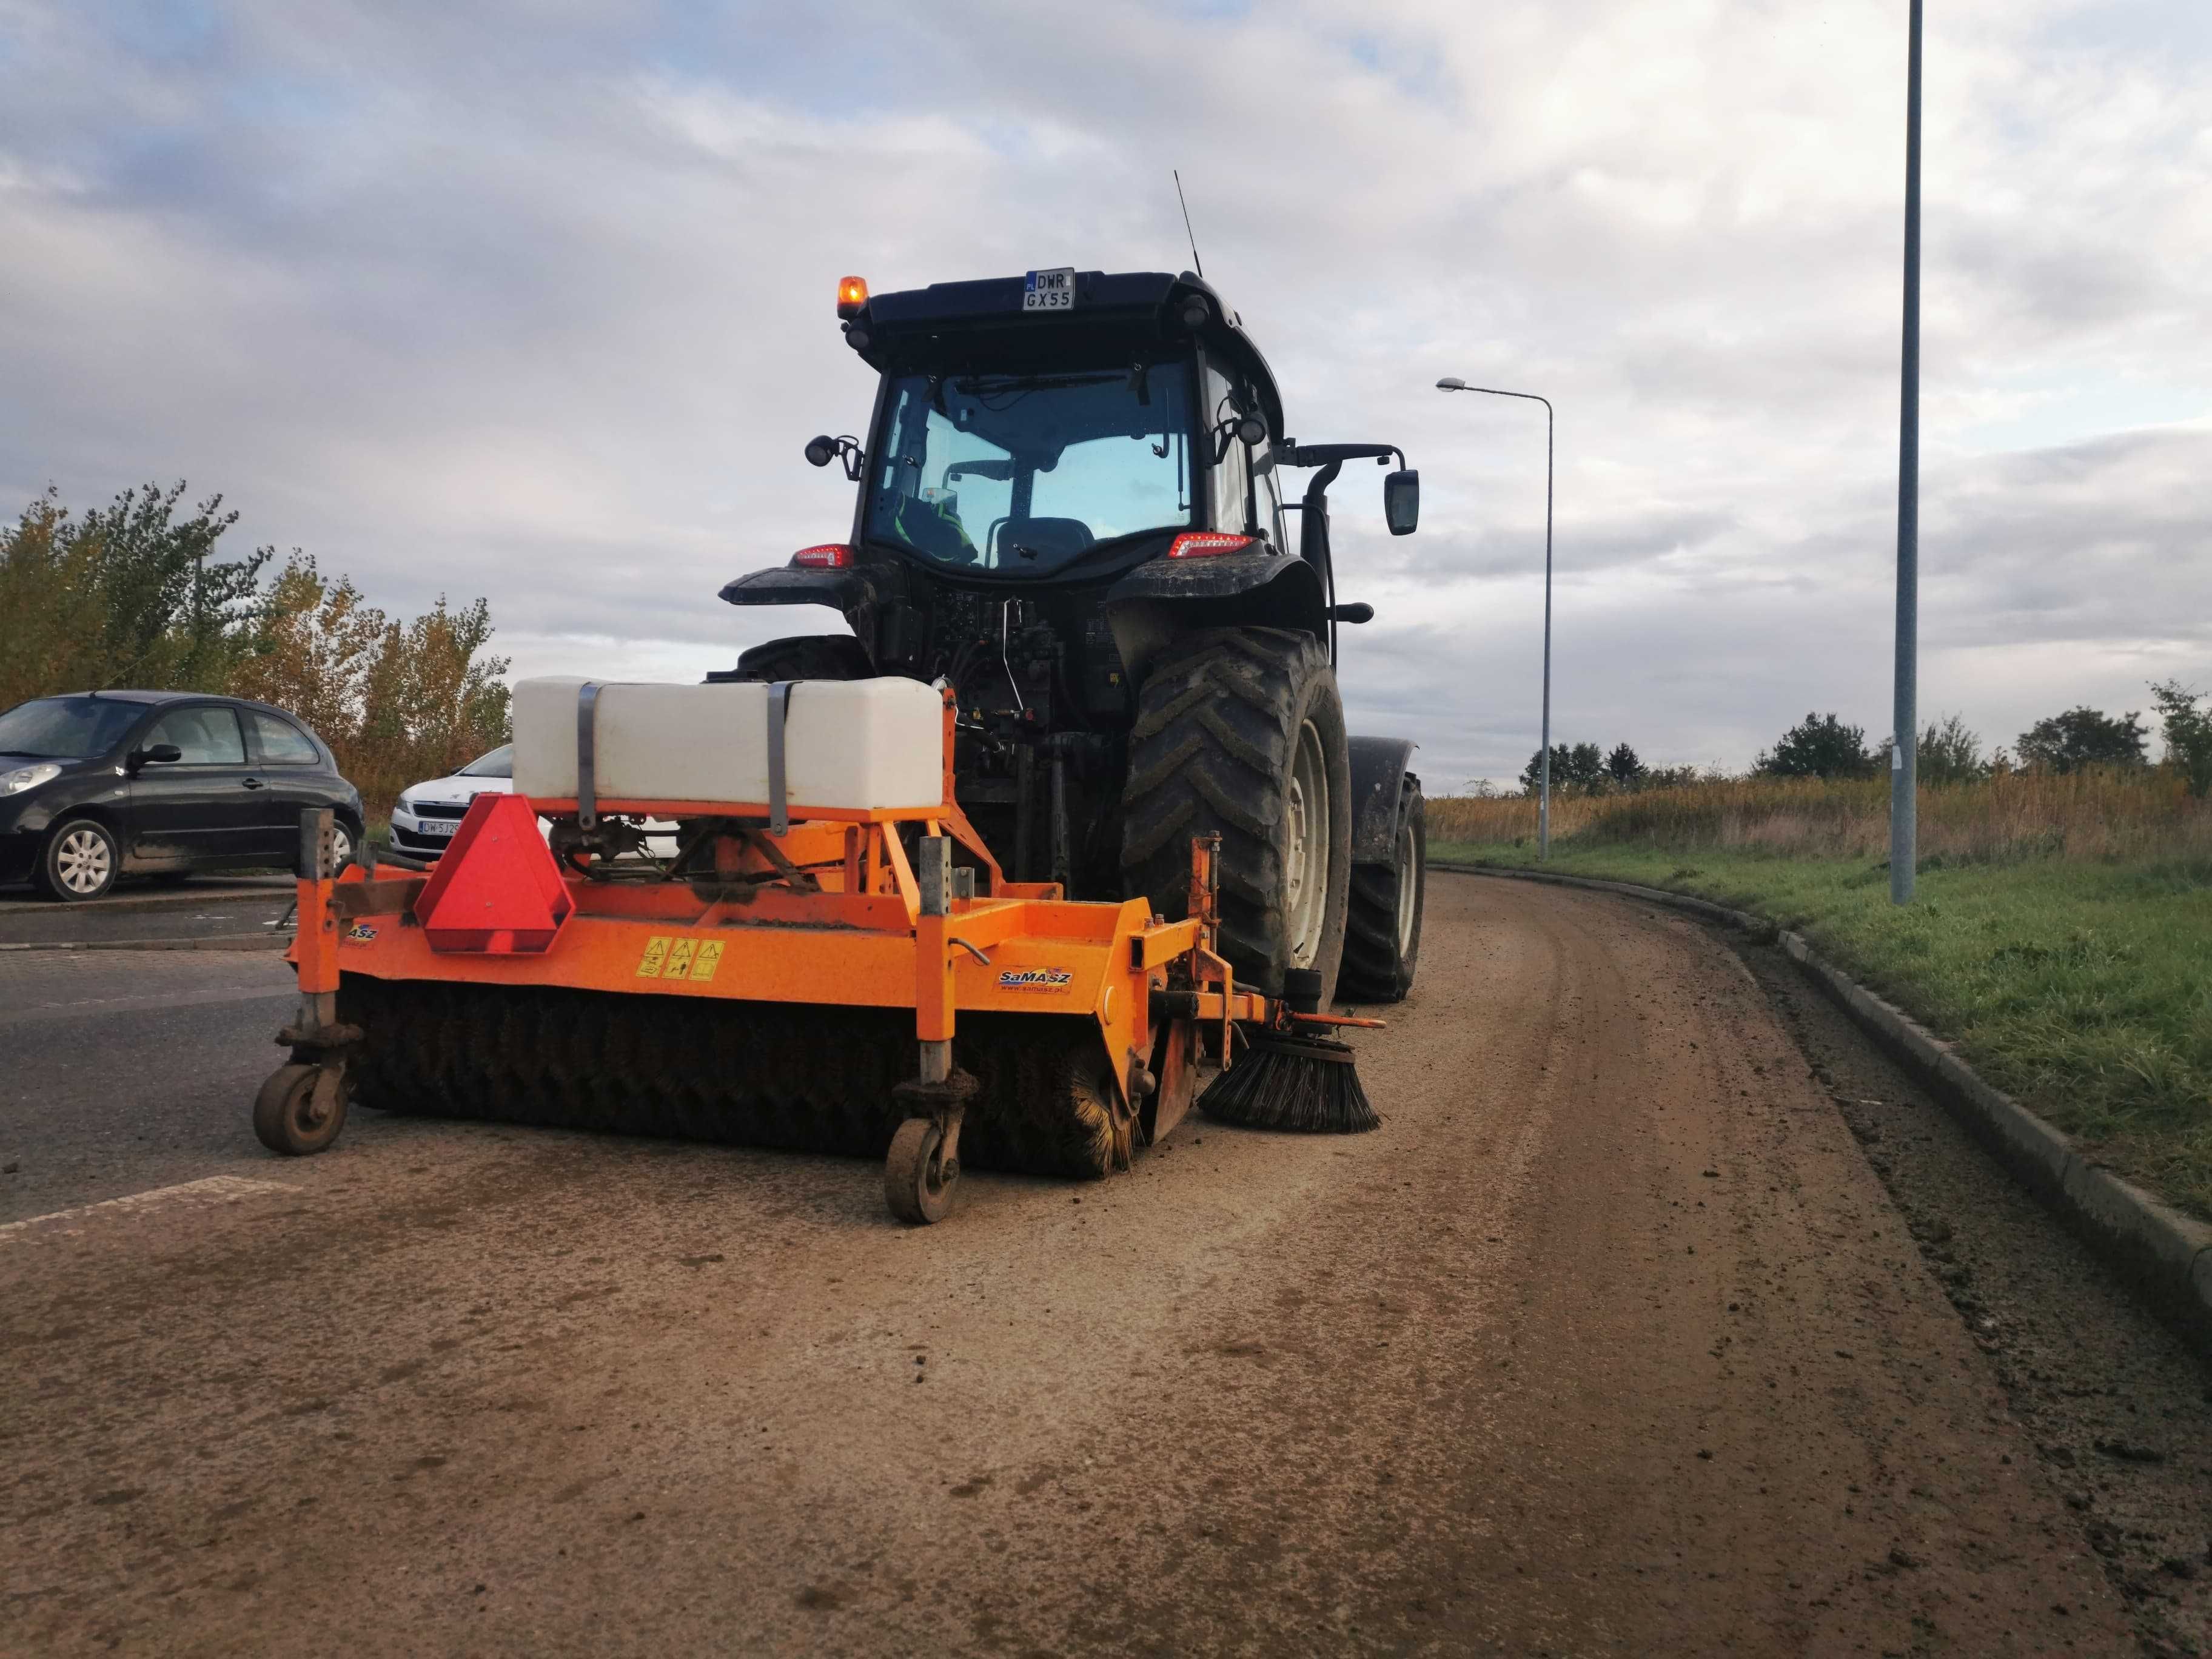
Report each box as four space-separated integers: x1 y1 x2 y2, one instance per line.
1173 169 1204 280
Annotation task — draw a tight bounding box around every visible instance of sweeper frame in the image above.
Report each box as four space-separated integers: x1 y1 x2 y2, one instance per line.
256 688 1381 1223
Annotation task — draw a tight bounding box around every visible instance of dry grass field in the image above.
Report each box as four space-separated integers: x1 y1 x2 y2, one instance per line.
1430 768 2212 865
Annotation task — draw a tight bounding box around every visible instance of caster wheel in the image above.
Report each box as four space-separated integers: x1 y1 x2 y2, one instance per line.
885 1118 956 1225
254 1062 349 1156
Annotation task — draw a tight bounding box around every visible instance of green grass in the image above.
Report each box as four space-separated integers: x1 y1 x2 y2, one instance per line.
1434 839 2212 1222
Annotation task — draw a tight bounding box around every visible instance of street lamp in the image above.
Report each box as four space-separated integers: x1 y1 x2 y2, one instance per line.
1891 0 1923 905
1437 377 1556 860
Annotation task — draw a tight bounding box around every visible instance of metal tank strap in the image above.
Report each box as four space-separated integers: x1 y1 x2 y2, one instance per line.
767 681 797 836
576 682 602 830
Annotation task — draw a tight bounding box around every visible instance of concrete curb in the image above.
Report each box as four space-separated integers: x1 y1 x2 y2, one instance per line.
1436 860 2212 1356
0 933 289 954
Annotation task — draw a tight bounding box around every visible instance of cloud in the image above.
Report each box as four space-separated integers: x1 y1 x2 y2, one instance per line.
0 0 2205 796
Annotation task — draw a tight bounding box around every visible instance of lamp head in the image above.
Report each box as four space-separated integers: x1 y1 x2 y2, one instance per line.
1435 377 1468 391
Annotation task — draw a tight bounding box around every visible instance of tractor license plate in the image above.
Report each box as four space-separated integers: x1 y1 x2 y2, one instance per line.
1024 268 1076 311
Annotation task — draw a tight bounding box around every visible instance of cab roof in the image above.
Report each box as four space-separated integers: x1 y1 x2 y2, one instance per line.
843 269 1287 441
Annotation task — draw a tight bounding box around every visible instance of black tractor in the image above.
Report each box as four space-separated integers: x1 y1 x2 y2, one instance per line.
720 267 1426 1004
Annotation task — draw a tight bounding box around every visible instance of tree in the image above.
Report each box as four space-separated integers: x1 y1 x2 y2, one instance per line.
1755 712 1874 780
0 483 268 707
3 487 510 815
1604 742 1646 789
1521 742 1605 796
2150 680 2212 797
227 555 390 749
1879 713 1985 785
2016 706 2147 773
229 554 512 810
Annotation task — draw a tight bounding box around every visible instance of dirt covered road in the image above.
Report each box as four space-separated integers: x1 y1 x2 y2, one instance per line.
5 874 2198 1655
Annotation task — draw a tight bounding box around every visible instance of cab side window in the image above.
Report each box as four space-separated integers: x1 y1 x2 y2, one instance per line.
1202 360 1252 535
1252 444 1287 551
147 706 247 765
252 712 320 765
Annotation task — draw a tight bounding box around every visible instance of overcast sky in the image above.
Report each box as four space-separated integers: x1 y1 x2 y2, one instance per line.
2 0 2205 788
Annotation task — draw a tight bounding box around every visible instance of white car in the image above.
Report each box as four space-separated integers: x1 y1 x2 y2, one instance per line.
389 746 679 863
387 745 526 860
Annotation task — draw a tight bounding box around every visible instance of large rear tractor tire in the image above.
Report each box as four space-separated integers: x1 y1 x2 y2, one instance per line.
1119 628 1352 1001
1338 777 1425 1004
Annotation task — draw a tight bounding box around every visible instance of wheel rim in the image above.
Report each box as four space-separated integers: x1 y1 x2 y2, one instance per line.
288 1072 324 1132
1395 818 1421 955
330 824 353 871
56 828 111 895
1284 719 1330 967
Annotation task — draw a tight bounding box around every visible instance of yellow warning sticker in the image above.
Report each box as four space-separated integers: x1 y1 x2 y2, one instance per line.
639 935 724 984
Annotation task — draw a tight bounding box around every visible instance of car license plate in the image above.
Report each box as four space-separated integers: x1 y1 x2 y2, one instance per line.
1024 268 1076 311
420 818 457 837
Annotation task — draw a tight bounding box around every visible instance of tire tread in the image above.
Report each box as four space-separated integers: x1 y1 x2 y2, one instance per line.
1119 627 1348 997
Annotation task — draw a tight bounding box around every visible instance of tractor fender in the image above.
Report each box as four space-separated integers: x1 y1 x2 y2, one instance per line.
719 566 875 610
1347 737 1419 864
1102 554 1327 683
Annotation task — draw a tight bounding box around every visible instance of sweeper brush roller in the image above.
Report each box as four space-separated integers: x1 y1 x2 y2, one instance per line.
253 677 1384 1223
341 979 1134 1178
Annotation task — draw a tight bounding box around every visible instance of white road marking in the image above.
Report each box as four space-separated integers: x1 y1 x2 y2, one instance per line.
0 1175 298 1242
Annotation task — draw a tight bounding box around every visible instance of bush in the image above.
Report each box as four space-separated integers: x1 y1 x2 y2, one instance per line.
1755 712 1875 780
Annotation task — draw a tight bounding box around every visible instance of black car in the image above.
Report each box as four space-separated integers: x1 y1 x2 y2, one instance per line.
0 691 363 901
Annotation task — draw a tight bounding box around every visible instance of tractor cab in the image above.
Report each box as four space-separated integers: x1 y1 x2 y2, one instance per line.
837 270 1295 580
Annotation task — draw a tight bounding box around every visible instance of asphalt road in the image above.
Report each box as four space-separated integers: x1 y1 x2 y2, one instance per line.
0 876 295 949
4 876 2207 1656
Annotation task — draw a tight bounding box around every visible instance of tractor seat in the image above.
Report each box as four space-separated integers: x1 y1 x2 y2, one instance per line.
993 517 1094 565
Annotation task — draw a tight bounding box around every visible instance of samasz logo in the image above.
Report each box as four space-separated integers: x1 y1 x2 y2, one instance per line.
997 967 1073 993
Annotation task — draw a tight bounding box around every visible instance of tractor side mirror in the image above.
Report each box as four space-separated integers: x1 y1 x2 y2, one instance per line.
130 743 182 771
804 434 864 482
1384 468 1419 536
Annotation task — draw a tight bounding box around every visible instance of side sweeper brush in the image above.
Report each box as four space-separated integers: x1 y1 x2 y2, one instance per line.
1197 969 1380 1134
252 676 1383 1223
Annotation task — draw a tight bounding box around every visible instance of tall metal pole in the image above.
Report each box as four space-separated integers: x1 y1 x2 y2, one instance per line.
1538 403 1554 860
1891 0 1922 905
1436 380 1555 859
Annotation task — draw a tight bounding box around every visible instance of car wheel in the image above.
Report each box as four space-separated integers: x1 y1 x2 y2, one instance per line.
43 819 120 902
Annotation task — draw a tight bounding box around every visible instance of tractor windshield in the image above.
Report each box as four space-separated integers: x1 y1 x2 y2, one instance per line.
863 365 1195 572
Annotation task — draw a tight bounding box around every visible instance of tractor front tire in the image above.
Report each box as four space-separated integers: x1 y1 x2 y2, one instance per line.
1120 628 1352 1002
1338 777 1425 1003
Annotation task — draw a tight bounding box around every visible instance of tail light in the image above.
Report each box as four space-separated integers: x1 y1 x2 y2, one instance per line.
791 543 854 569
1165 532 1258 559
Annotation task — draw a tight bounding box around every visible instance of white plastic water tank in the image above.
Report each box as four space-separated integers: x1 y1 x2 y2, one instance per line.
511 677 944 811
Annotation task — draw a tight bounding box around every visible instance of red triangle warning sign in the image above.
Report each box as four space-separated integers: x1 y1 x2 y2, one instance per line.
414 793 574 954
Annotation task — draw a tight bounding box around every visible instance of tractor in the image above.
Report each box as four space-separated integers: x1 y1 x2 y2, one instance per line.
719 267 1426 1005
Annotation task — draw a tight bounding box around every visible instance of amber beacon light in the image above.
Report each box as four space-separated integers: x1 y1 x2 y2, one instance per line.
836 275 869 319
